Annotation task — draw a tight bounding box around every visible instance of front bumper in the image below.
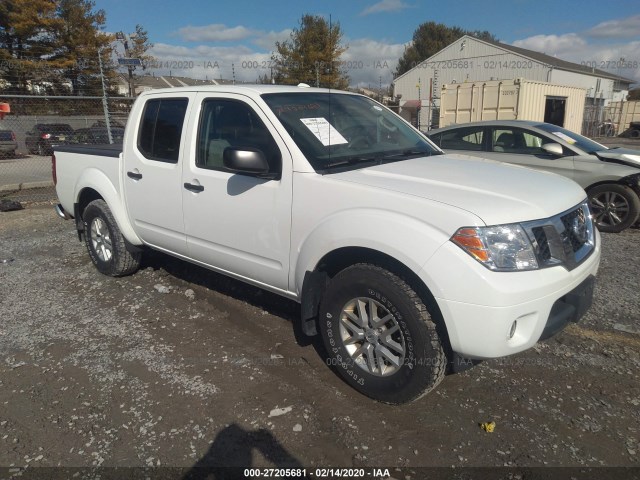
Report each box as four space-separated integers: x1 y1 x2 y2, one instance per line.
420 230 601 359
539 275 594 340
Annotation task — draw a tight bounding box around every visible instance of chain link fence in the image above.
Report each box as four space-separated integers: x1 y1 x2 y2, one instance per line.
0 95 134 202
582 100 640 139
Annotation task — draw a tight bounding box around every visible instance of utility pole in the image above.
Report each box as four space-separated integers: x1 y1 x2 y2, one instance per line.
416 79 422 130
97 48 113 144
117 31 136 97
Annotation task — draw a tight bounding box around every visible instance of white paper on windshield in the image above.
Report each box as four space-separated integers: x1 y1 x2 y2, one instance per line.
551 131 576 145
300 117 348 146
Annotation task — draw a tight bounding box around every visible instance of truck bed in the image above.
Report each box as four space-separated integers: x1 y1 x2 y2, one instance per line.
54 143 122 158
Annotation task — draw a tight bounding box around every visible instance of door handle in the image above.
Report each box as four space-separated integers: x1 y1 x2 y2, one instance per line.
184 182 204 193
127 171 142 180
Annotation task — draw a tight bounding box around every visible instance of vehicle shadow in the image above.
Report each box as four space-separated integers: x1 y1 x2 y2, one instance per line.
182 423 304 480
140 250 315 347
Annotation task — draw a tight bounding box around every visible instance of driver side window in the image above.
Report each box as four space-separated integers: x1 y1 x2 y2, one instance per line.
491 128 562 155
196 99 281 174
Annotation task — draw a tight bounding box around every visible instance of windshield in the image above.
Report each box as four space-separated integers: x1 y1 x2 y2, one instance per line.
262 92 440 172
535 123 607 154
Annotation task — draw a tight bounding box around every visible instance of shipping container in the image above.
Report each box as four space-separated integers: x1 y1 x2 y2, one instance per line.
439 78 586 133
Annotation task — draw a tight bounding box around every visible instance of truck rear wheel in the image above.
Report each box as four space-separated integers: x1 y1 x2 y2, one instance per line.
319 263 446 404
83 199 141 277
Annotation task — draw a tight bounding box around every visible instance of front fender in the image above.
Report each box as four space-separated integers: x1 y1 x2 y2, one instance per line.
293 208 457 296
74 168 142 245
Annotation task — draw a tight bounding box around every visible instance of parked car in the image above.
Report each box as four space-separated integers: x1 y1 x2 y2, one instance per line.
427 120 640 233
25 123 74 155
71 127 125 145
53 86 599 404
0 129 18 157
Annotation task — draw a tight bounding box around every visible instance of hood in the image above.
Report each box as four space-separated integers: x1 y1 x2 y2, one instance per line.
332 154 587 226
594 148 640 169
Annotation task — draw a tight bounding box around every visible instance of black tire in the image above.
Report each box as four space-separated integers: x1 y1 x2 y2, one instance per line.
588 184 640 233
83 199 141 276
630 129 640 138
319 264 446 404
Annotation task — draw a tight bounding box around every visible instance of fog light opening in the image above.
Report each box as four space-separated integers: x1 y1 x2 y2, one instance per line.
508 320 518 339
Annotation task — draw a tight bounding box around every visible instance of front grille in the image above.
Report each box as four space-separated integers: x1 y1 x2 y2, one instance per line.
522 201 595 271
561 207 588 253
531 227 551 262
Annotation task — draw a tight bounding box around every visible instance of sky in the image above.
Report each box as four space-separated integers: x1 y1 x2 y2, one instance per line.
94 0 640 88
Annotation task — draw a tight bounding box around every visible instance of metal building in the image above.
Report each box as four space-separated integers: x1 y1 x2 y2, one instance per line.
393 35 634 131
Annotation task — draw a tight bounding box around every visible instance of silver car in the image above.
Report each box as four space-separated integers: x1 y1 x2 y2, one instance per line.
427 120 640 233
0 129 17 157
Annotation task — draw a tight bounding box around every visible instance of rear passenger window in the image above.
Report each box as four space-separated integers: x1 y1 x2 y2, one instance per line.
138 98 188 163
439 127 484 151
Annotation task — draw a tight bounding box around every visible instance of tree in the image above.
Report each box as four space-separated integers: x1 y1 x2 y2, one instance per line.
116 24 154 96
51 0 114 96
272 14 349 89
395 22 497 77
0 0 60 93
0 0 153 96
128 24 153 67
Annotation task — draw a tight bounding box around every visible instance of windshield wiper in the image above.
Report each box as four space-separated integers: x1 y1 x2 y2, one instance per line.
380 148 438 160
323 156 381 169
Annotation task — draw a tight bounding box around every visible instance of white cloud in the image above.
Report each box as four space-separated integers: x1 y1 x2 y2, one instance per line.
360 0 411 16
512 34 640 84
145 36 406 88
148 43 272 82
512 33 587 56
586 15 640 39
251 29 292 51
176 24 258 42
340 38 406 87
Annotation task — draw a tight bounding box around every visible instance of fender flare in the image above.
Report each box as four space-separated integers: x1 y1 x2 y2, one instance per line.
294 208 451 295
74 168 142 245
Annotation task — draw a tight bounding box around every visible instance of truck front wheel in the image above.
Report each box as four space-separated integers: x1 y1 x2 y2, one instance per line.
83 199 141 277
319 264 446 404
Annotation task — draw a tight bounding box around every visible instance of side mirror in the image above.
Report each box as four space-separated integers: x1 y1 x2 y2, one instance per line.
223 147 275 178
542 143 564 156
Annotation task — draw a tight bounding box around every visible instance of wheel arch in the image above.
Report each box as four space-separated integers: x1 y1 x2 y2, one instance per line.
299 246 452 357
585 178 638 192
73 169 142 246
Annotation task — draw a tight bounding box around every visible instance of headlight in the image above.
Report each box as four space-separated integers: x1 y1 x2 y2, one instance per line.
451 224 538 271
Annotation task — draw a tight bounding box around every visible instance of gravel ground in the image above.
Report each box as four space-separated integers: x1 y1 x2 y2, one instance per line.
0 205 639 478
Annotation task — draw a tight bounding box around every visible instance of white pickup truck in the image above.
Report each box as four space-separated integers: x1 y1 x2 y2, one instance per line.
53 85 600 404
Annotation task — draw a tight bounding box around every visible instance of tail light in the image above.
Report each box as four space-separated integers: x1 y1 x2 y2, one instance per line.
41 133 51 139
52 154 57 186
11 131 16 141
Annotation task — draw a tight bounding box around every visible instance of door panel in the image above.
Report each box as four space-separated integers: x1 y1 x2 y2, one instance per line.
124 94 196 255
181 93 292 290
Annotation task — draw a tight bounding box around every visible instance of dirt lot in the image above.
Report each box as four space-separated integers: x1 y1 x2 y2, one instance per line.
0 205 639 478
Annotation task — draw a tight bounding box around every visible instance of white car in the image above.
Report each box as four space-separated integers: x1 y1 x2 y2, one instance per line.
427 120 640 233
